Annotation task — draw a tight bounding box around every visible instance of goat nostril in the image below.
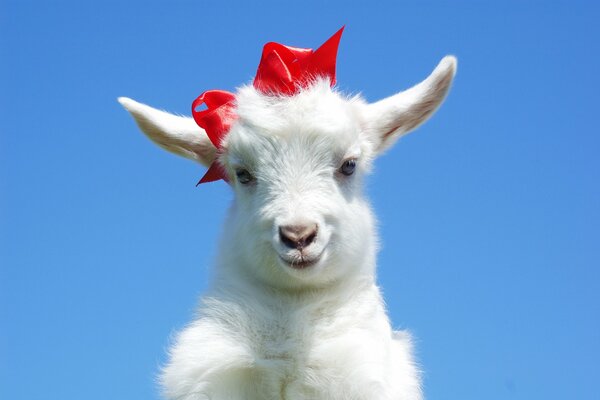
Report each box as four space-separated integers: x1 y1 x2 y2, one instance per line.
279 224 318 250
279 227 297 249
304 230 317 246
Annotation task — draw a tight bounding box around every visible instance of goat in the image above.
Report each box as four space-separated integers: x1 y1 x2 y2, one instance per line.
119 28 456 400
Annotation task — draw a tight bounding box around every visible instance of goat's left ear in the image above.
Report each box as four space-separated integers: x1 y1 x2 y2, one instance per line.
363 56 457 153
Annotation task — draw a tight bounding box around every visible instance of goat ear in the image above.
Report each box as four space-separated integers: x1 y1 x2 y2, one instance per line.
118 97 216 167
363 56 457 153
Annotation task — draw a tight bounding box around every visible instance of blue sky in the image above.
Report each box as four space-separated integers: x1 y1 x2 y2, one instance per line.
1 1 599 399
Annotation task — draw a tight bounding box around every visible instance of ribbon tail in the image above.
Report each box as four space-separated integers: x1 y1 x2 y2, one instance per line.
196 161 229 186
308 26 345 85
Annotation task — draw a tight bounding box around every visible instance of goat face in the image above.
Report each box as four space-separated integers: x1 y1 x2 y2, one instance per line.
119 56 457 289
221 81 377 288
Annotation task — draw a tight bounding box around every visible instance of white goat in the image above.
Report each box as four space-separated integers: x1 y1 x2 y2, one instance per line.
119 34 456 399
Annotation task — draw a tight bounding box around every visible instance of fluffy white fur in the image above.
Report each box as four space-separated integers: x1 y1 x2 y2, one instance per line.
119 55 456 400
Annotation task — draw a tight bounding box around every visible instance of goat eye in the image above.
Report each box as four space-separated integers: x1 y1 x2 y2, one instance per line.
235 168 254 185
339 159 357 176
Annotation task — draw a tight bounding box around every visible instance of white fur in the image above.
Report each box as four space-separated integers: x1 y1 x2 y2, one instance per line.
119 55 457 400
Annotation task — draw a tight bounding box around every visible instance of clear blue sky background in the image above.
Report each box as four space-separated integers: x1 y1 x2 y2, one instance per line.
1 1 599 399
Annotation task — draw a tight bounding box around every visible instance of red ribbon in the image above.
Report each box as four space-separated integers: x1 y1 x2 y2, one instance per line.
253 26 344 95
191 90 237 184
192 27 345 185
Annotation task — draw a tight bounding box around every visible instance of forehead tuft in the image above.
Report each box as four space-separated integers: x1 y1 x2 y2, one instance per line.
233 79 365 139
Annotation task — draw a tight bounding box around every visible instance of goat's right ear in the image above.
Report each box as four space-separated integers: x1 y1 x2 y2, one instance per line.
118 97 216 167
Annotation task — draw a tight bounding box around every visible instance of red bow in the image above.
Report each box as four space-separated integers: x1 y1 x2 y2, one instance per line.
253 26 344 95
192 27 345 185
192 90 237 184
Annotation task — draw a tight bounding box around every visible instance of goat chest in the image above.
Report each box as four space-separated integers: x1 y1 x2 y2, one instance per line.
163 284 414 399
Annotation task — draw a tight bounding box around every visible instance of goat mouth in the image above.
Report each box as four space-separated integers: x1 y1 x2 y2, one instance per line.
278 254 321 270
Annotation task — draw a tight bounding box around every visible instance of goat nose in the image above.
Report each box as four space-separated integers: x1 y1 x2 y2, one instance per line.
279 224 318 250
